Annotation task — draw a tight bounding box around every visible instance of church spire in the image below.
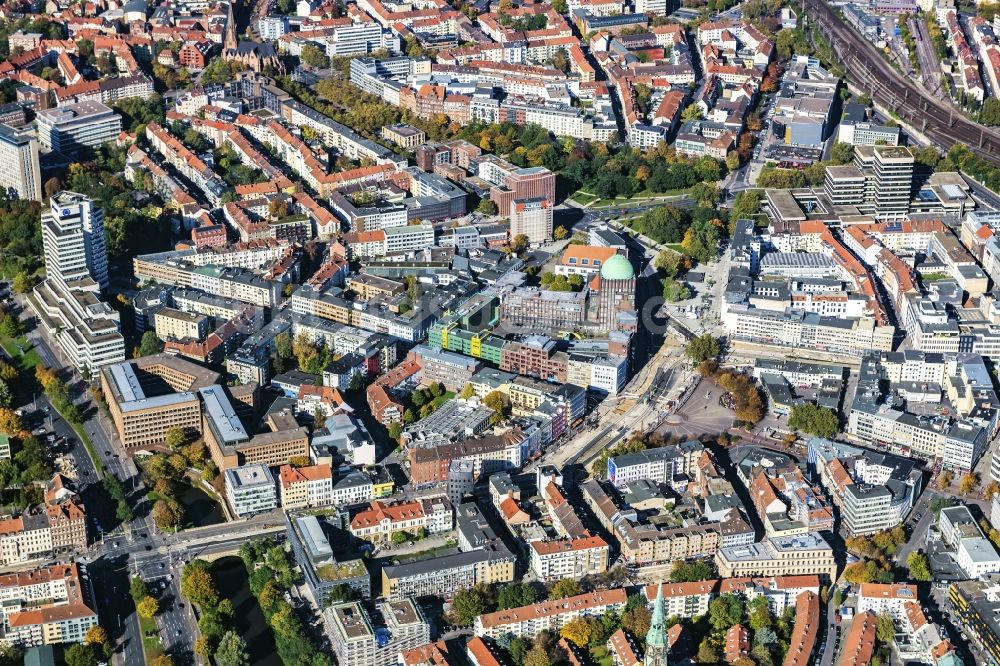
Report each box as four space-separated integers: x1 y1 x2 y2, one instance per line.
644 581 668 665
224 1 238 51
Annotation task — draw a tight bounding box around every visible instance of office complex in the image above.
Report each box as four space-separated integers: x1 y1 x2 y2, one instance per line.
0 124 40 200
224 464 277 517
29 192 124 372
100 354 220 450
715 533 838 581
36 101 122 156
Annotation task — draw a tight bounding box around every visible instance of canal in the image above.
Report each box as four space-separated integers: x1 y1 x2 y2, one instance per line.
177 483 225 528
211 557 280 666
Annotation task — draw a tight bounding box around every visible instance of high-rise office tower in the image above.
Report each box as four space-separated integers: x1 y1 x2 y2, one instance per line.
42 191 109 290
0 124 41 201
30 192 123 372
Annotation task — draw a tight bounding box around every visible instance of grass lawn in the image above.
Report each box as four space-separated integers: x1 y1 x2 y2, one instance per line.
589 188 693 209
569 191 598 205
0 334 41 371
590 645 613 666
664 243 685 252
140 613 163 662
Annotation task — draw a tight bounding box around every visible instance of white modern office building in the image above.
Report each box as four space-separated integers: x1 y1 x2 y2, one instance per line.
225 464 278 517
0 124 41 201
36 101 122 157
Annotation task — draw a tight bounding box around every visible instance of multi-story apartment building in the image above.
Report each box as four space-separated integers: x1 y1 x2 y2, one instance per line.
327 599 430 666
716 533 837 581
224 464 278 517
474 588 628 640
509 197 553 244
0 563 98 648
0 476 87 565
607 441 704 489
0 124 40 201
856 583 919 621
529 535 610 581
36 101 122 157
349 497 453 545
380 543 516 600
278 464 334 509
154 307 210 341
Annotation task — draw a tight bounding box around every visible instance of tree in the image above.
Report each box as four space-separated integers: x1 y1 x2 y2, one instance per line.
0 379 11 408
215 630 250 666
165 427 188 451
553 225 569 241
681 104 703 122
451 585 491 626
149 656 175 666
498 583 538 610
483 390 510 426
622 605 651 638
0 408 22 435
560 617 598 646
511 234 529 254
906 551 932 581
662 277 692 302
696 639 720 664
65 643 98 666
982 98 1000 126
961 472 980 495
937 470 954 490
788 403 839 438
670 559 714 582
876 612 895 643
137 595 159 618
548 578 583 600
301 44 330 68
685 334 721 365
986 480 1000 501
85 625 109 649
830 142 855 165
477 199 498 215
708 594 744 632
11 271 32 294
152 499 179 531
0 313 21 338
509 636 530 665
523 644 551 666
748 595 772 631
181 562 220 608
139 330 162 356
843 560 893 585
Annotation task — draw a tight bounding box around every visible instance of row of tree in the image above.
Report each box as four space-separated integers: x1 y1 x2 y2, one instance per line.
238 538 332 666
180 560 251 666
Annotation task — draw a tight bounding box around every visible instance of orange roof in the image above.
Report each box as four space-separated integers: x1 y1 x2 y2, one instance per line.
783 591 820 666
279 464 332 486
499 497 526 522
558 245 619 268
466 637 506 666
607 628 642 666
477 588 627 629
531 535 607 555
858 582 917 600
838 611 877 666
351 499 425 529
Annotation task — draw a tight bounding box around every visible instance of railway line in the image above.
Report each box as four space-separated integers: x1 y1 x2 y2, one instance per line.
802 0 1000 165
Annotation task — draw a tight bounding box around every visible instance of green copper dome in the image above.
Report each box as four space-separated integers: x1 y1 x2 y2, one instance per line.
600 254 634 281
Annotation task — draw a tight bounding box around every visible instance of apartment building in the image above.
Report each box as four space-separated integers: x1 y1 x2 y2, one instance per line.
716 533 837 581
857 583 919 621
380 543 516 600
36 101 122 157
607 441 704 489
0 123 41 200
529 535 610 582
327 599 430 666
0 563 98 648
224 464 278 517
509 197 553 244
278 464 334 509
154 307 210 341
474 588 628 640
384 224 435 254
784 591 821 666
0 475 87 565
101 355 220 450
349 497 453 545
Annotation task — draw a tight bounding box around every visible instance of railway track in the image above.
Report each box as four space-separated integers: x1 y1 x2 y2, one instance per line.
802 0 1000 165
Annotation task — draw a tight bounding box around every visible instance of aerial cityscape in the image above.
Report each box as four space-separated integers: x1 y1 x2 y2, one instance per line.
5 0 1000 663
